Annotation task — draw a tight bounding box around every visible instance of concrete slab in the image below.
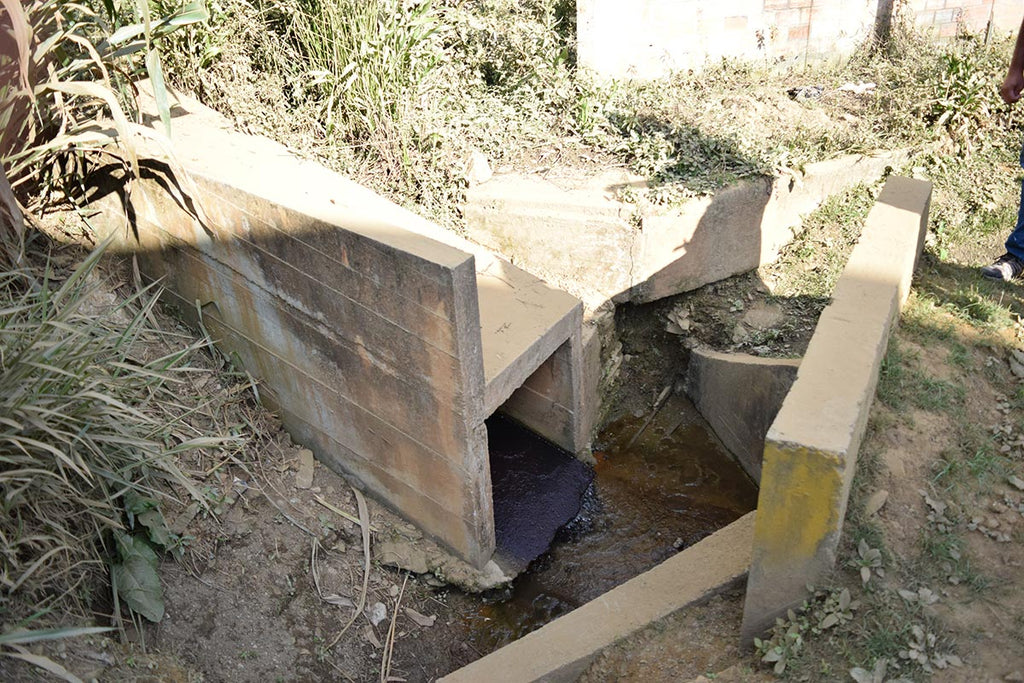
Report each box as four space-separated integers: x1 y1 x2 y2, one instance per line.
741 176 931 642
439 512 755 683
684 349 800 483
464 152 907 310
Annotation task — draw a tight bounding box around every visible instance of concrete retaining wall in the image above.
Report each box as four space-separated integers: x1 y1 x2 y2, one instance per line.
91 91 588 569
579 0 1020 80
741 176 931 641
685 349 800 484
464 152 906 313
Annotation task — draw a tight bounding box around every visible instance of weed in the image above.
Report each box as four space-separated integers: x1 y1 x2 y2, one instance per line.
877 340 963 413
0 238 239 627
0 0 207 206
753 586 860 675
946 342 970 370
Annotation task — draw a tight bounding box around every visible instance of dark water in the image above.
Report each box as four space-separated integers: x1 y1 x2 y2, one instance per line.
454 394 759 654
487 415 595 569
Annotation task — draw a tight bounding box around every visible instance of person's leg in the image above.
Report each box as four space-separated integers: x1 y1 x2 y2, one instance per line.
1006 140 1024 260
982 138 1024 280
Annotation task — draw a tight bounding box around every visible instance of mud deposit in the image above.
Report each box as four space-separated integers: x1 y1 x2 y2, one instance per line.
447 394 758 657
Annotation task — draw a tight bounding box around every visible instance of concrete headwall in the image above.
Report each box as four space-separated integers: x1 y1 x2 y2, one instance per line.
116 170 497 568
685 349 800 484
578 0 1020 80
92 90 588 569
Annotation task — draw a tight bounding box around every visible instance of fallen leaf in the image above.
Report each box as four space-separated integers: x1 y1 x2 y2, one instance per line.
864 489 889 517
363 625 382 649
404 607 437 627
324 594 354 608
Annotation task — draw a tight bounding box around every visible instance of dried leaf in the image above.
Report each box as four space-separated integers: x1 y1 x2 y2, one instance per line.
324 595 355 609
363 625 382 649
404 607 436 627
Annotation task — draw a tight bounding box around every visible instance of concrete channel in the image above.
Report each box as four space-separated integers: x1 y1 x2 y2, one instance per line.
92 89 931 679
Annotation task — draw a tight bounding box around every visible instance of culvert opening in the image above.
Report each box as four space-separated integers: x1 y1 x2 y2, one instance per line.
443 297 760 659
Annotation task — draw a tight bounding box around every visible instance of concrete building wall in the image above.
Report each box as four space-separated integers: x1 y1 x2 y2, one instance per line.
578 0 1020 80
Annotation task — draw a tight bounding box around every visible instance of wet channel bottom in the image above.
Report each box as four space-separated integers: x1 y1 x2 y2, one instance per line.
460 394 759 655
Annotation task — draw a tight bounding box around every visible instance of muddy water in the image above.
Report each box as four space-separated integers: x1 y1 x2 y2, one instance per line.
451 394 759 655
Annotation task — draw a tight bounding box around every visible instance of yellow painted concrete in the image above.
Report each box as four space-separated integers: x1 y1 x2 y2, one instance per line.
754 443 843 566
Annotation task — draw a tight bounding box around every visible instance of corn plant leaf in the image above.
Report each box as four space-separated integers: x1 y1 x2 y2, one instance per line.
0 626 113 646
145 49 172 137
36 81 139 178
0 0 32 93
0 161 24 239
112 533 164 622
106 2 210 46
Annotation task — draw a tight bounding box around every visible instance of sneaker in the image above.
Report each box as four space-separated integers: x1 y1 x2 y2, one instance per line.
981 253 1024 281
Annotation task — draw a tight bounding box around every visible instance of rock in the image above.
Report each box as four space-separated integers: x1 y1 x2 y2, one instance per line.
1009 475 1024 492
294 449 315 489
464 150 493 186
368 602 387 627
375 539 432 575
374 535 513 592
731 323 750 344
1010 357 1024 379
864 489 889 517
741 301 783 330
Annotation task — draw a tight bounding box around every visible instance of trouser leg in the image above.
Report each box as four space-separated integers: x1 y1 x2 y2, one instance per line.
1005 139 1024 260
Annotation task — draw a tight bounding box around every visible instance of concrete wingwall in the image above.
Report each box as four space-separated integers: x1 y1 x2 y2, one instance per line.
112 172 496 568
578 0 1020 80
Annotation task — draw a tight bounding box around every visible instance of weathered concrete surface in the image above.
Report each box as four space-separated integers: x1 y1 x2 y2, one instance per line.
741 176 931 643
439 512 755 683
463 151 906 310
684 348 800 484
90 89 588 567
578 0 1017 80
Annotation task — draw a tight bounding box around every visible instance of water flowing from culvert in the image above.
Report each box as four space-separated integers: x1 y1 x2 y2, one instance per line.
448 394 758 655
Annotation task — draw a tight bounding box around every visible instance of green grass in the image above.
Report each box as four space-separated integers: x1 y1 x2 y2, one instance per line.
877 340 964 413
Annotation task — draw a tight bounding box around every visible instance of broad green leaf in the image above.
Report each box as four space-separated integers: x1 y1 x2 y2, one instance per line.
112 534 164 622
138 509 172 549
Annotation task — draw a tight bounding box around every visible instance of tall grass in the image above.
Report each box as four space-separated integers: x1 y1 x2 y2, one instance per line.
0 0 208 208
0 239 233 623
283 0 440 178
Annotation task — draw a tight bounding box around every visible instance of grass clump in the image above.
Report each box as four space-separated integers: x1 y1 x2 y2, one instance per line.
0 239 235 625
